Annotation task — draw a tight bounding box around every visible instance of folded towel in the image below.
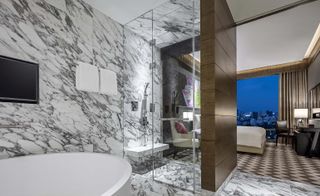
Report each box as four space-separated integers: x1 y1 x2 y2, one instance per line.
76 62 99 93
99 68 118 96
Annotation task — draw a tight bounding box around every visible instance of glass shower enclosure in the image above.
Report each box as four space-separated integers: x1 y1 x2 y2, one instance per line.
123 0 201 193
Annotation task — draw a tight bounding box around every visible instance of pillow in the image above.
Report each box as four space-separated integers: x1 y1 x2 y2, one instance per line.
175 122 188 134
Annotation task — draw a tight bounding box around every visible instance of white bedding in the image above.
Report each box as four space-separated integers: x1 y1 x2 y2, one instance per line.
237 126 266 148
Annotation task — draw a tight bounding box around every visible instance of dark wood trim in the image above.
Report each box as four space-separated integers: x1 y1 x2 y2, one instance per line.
237 60 308 79
177 54 201 73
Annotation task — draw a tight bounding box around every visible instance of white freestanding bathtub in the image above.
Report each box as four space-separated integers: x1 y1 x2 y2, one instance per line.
0 153 132 196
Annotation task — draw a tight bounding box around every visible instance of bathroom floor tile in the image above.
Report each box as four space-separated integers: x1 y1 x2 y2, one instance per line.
132 170 320 196
131 173 194 196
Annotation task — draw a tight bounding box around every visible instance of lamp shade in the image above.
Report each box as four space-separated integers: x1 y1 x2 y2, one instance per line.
294 109 308 118
183 112 188 119
312 108 320 114
183 112 193 120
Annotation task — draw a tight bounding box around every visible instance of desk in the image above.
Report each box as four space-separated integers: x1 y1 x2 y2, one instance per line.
299 128 320 157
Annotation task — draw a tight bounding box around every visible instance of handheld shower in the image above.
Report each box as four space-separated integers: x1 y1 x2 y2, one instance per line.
140 83 149 126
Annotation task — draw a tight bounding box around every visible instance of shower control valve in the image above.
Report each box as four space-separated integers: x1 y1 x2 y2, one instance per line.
150 103 155 113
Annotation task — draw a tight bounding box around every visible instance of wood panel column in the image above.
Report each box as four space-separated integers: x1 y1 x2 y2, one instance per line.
200 0 237 192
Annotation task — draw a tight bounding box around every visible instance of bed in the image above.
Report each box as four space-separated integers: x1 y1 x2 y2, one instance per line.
237 126 266 154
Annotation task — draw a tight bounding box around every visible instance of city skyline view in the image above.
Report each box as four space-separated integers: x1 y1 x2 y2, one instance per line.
237 75 279 136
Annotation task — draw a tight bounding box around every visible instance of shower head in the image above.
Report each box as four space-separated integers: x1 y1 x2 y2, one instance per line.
145 82 149 89
144 83 150 95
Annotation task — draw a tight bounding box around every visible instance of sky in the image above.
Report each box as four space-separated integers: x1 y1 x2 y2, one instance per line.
237 75 279 112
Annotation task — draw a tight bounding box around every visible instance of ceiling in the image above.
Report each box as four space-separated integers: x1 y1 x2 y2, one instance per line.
85 0 311 25
237 0 320 71
85 0 168 24
125 0 200 48
84 0 320 71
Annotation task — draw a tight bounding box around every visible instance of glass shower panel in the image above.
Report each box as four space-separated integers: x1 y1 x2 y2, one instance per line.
123 0 201 193
123 11 156 175
152 0 201 193
193 0 201 193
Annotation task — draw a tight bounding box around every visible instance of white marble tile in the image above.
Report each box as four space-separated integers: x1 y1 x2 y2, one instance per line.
131 173 195 196
131 169 320 196
44 0 67 12
153 160 201 192
0 0 157 159
123 24 162 171
126 0 200 48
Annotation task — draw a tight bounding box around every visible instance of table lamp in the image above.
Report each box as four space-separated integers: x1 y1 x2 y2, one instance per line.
312 108 320 119
294 108 308 127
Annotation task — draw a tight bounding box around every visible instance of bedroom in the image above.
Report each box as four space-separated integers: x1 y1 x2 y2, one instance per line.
234 1 320 186
237 74 320 186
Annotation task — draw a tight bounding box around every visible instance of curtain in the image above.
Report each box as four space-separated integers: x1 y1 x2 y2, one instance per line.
279 69 308 128
310 84 320 109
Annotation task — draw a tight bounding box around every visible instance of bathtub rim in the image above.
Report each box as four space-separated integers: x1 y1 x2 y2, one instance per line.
0 152 132 196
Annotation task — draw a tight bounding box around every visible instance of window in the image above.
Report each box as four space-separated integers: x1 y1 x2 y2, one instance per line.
237 75 279 140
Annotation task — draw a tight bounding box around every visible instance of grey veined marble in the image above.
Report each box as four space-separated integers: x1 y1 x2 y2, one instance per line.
0 0 160 159
126 0 200 48
123 17 163 173
131 170 320 196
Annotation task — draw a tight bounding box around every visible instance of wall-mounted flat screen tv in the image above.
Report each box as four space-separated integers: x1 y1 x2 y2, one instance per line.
0 55 39 104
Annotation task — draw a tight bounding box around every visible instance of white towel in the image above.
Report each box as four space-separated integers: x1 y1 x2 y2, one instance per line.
76 62 99 93
99 68 118 96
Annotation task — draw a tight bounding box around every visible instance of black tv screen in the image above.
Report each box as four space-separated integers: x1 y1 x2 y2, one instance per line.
0 55 39 104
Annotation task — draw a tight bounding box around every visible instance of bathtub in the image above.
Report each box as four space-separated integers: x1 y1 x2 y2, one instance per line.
0 153 132 196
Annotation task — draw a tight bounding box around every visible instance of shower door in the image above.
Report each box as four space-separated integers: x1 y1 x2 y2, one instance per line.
123 0 201 193
151 0 201 193
123 10 157 175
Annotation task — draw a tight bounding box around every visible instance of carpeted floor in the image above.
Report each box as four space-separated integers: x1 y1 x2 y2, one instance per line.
238 142 320 186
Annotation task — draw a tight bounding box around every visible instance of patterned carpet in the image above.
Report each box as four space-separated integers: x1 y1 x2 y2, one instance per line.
238 142 320 186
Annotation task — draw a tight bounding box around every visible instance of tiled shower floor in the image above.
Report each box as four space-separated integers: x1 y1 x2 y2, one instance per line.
147 160 201 192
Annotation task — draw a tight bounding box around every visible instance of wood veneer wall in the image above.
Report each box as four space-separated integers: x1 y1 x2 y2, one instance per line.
200 0 237 192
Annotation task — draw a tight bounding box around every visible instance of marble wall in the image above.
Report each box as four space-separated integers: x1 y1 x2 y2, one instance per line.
0 0 159 159
122 11 163 173
123 26 162 149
